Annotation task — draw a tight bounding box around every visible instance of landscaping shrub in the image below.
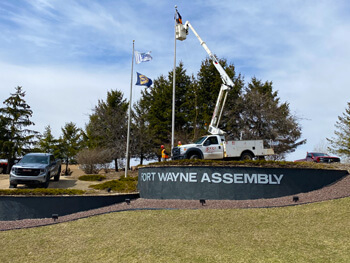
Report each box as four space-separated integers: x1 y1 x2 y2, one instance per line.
147 159 341 170
90 176 138 193
77 148 113 174
78 174 107 181
0 189 85 196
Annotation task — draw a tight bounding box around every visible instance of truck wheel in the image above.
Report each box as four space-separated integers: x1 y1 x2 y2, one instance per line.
190 154 200 160
41 174 50 188
241 152 254 160
9 183 17 188
54 167 61 181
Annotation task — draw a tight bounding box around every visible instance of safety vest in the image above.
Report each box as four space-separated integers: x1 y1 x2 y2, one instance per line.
162 149 169 159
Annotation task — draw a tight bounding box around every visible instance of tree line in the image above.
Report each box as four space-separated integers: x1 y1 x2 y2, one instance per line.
6 57 350 173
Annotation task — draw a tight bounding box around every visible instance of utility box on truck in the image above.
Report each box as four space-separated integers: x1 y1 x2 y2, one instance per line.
172 135 274 161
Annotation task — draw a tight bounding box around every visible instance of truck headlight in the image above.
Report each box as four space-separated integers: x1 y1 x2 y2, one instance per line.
40 168 47 174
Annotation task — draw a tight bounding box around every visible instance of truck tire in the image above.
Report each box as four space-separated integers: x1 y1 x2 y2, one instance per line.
9 183 17 188
189 153 201 159
41 174 50 188
240 152 254 160
54 167 61 181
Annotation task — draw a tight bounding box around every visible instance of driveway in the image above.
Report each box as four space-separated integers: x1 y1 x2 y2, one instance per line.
0 173 102 190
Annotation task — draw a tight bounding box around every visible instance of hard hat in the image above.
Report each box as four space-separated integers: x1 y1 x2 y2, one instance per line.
161 145 164 149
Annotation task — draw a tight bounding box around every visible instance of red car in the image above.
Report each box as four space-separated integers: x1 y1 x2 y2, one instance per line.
0 159 8 174
295 152 340 163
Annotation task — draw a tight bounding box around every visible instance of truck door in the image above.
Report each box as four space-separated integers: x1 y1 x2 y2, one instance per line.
49 155 57 175
203 136 224 159
306 153 313 162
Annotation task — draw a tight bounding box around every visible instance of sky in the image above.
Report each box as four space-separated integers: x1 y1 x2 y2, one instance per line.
1 0 350 162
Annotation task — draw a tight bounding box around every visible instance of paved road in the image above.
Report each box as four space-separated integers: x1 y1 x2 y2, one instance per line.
0 174 99 190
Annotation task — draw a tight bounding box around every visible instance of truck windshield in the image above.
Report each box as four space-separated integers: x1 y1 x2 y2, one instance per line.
194 136 207 144
313 153 329 157
20 155 49 164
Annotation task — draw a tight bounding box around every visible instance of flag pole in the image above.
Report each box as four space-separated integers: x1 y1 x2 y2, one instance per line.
125 40 135 177
171 5 177 157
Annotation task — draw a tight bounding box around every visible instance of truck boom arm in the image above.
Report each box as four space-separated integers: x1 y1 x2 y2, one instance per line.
180 21 235 134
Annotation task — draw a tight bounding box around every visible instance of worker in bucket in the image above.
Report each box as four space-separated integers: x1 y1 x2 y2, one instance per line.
161 145 170 161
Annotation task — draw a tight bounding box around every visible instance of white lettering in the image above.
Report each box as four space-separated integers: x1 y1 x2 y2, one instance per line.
258 174 269 184
141 172 155 181
155 171 284 184
201 173 211 183
244 173 257 184
274 174 284 184
158 172 167 181
180 173 188 182
223 173 233 184
189 173 197 182
172 172 179 181
234 173 244 184
269 174 277 184
166 173 174 181
211 173 222 183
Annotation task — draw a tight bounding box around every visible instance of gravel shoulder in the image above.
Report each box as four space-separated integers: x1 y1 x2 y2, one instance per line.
0 165 349 231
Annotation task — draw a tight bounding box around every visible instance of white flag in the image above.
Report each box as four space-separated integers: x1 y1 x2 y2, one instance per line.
135 51 152 64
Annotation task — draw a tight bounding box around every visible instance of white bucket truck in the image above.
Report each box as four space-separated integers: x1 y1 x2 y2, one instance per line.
172 13 274 160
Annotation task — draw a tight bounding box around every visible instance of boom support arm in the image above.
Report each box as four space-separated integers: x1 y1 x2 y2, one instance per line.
179 21 235 134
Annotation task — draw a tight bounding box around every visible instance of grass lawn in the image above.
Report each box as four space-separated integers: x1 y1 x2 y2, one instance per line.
0 197 349 263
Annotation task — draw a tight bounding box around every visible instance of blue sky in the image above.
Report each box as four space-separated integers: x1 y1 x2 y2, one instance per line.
1 0 350 161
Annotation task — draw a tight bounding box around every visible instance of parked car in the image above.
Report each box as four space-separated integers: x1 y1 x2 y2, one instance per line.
294 152 340 163
0 159 8 174
9 153 61 188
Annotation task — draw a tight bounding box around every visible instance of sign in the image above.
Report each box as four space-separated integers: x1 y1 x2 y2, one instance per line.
138 166 348 200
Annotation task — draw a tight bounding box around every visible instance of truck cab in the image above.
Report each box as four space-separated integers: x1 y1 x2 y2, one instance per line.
173 135 224 160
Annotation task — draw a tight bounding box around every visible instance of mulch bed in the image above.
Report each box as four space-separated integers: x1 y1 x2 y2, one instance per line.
1 175 349 231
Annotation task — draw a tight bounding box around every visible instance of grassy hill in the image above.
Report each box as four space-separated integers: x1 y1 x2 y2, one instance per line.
0 197 349 262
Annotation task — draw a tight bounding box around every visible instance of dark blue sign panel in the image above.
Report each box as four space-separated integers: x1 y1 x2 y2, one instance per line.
0 194 139 221
138 166 348 200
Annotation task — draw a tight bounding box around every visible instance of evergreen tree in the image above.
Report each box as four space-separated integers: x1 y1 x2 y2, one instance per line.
327 102 350 160
86 90 128 171
0 115 10 159
130 100 157 164
58 122 83 174
137 62 193 159
196 57 242 134
0 86 38 173
132 58 306 160
227 78 306 158
37 125 58 155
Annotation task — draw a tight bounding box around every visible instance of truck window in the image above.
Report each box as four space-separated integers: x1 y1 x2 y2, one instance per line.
194 136 207 144
50 155 55 163
207 136 219 145
20 155 49 164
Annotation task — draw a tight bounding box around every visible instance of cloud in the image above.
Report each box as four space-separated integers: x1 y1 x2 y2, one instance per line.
1 0 350 161
0 62 131 138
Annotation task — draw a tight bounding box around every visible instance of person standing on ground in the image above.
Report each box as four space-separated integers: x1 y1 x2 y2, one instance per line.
161 145 170 161
177 141 182 147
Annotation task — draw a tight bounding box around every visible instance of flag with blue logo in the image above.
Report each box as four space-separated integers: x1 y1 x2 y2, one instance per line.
135 72 152 87
135 51 152 64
